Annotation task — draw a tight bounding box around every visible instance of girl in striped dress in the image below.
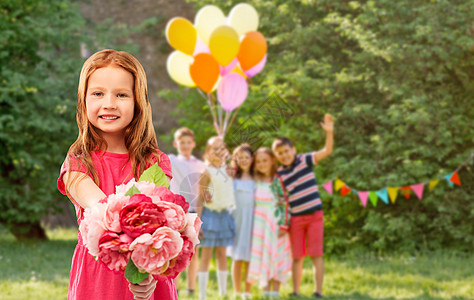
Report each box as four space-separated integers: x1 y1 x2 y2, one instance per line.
247 148 291 298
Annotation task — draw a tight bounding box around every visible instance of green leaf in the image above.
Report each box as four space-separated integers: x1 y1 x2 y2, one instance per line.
139 163 169 188
125 258 149 284
125 185 141 196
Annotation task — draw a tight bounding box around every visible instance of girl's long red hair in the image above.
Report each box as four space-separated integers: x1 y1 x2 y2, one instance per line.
66 49 159 191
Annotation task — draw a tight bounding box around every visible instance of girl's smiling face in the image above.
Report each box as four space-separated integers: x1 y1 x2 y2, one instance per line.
235 150 253 172
254 152 273 177
86 65 135 139
207 138 228 167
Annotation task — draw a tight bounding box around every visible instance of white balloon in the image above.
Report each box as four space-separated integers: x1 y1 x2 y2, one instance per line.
194 5 227 45
228 3 259 36
166 51 196 87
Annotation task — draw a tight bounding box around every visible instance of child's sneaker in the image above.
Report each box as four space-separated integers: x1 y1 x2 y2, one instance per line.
313 292 323 298
243 292 253 300
262 291 272 298
270 291 280 298
289 292 300 298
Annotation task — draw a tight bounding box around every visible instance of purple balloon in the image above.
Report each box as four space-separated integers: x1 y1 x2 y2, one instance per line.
219 57 238 76
217 73 248 112
244 54 266 78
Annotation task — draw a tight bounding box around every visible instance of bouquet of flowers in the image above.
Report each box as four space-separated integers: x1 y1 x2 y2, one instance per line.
79 163 202 283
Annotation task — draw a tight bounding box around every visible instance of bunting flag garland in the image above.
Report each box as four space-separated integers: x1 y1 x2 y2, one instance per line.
376 188 389 204
369 191 378 207
334 179 344 192
429 179 439 191
340 185 352 196
400 186 412 199
322 181 333 195
411 183 424 200
387 187 399 204
318 152 471 209
358 191 369 207
450 171 461 186
444 173 455 187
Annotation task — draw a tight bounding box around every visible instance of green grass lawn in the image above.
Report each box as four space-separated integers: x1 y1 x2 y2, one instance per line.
0 227 473 300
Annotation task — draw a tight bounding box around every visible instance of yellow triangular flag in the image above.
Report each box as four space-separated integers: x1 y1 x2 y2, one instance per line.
429 179 439 191
334 179 344 192
387 187 399 204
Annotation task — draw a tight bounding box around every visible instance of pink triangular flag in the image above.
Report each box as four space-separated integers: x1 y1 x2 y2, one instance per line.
411 183 424 200
322 181 333 195
358 191 369 207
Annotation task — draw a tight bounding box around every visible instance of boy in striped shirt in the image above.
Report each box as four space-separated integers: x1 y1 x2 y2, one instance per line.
272 114 334 298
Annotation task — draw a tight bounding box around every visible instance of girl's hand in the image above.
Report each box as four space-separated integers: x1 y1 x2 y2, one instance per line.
320 114 334 133
203 190 213 203
129 274 157 300
199 228 205 239
277 229 288 238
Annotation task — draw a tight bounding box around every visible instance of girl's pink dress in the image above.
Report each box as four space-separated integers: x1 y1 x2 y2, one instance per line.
57 149 178 300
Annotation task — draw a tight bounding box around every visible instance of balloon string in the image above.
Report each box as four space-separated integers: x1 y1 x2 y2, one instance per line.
216 95 223 134
225 105 241 136
222 110 231 137
198 89 220 135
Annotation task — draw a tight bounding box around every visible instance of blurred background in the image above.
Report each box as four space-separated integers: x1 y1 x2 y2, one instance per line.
0 0 473 298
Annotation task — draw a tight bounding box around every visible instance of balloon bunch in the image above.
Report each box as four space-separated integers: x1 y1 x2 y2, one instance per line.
165 3 267 137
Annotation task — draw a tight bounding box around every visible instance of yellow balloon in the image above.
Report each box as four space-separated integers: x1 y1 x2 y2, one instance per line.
166 17 197 55
209 25 240 67
228 3 259 36
194 5 227 45
166 51 196 87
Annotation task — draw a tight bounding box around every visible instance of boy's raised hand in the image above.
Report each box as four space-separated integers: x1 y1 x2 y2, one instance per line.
320 114 334 132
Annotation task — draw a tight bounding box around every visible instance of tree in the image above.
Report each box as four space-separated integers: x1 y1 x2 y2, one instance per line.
0 0 88 240
163 0 473 251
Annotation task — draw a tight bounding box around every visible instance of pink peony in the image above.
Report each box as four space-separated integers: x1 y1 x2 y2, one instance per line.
79 202 107 257
119 194 167 238
159 236 194 278
129 227 184 274
155 201 187 232
154 186 190 213
104 194 130 232
98 232 133 272
182 213 202 247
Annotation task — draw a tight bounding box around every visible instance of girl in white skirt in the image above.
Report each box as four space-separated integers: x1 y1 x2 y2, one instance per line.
197 136 235 299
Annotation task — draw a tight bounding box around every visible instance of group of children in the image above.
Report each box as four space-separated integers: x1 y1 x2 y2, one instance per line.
169 118 333 299
58 49 334 300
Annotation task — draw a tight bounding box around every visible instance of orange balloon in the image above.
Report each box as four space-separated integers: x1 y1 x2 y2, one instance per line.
190 53 220 93
237 31 267 71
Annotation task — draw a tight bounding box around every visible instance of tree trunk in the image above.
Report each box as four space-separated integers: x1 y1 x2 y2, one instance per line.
9 221 48 241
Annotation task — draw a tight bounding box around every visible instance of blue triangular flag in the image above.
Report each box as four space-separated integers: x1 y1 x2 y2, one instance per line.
376 188 389 204
444 173 454 187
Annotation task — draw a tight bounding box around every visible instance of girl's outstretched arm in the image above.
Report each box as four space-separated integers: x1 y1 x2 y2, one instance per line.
63 171 106 209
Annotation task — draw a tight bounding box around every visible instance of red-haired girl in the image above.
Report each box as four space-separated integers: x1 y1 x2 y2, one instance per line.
58 49 177 300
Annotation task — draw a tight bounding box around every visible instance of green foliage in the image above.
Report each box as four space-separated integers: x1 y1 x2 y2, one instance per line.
139 163 170 188
124 258 149 284
0 0 86 232
165 0 474 252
